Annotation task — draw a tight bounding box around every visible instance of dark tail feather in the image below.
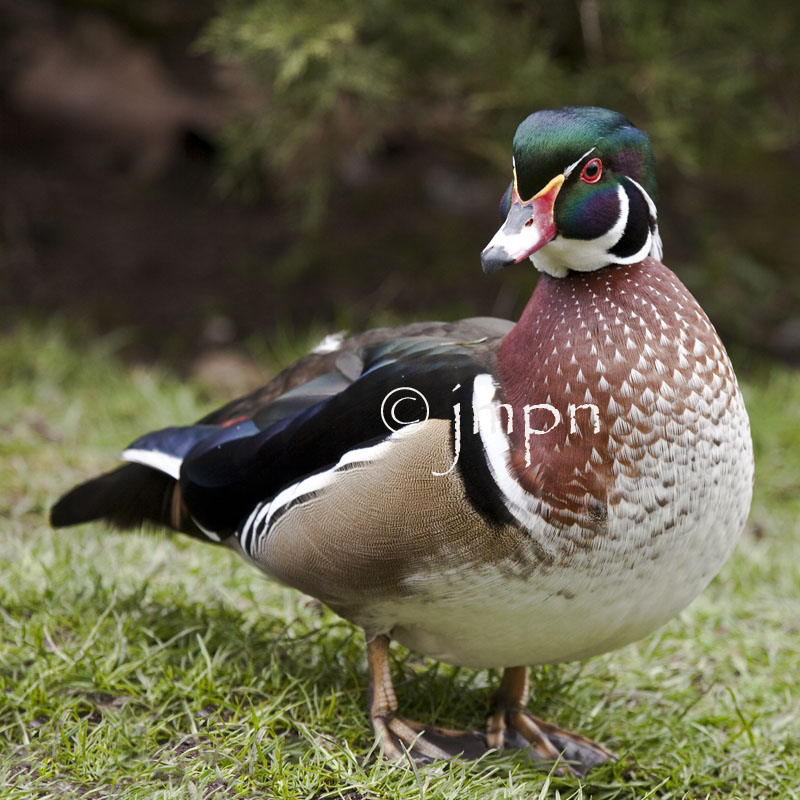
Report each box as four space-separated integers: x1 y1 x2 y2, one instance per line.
51 464 184 532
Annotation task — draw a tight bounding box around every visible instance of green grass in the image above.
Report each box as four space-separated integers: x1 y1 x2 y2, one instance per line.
1 323 798 799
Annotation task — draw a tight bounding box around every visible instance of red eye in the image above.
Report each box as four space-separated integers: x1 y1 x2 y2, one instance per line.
580 157 603 184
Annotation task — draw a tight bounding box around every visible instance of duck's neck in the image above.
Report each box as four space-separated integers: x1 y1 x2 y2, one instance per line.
495 257 718 507
498 262 642 419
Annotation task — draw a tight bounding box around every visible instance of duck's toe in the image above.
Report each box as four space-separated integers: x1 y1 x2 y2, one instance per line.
488 706 614 777
486 666 615 777
372 712 486 763
367 633 486 763
367 636 613 773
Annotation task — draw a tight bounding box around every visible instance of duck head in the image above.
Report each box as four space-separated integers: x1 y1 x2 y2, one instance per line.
481 106 662 278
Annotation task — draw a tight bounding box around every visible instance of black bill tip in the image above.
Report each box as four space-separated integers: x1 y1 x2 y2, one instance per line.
481 245 514 274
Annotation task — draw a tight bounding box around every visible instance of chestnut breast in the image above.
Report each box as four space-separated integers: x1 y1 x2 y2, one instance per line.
497 258 749 535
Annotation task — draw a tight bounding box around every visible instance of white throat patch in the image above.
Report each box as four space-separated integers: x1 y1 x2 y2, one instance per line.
532 179 660 278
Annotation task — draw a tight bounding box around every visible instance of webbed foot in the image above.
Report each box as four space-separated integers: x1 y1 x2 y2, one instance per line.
367 634 485 762
366 635 614 776
486 665 615 777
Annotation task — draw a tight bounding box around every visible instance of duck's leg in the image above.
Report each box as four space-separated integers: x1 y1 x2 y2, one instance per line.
367 634 485 762
486 666 615 777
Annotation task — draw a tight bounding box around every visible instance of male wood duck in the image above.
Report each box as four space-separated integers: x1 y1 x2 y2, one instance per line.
51 106 754 776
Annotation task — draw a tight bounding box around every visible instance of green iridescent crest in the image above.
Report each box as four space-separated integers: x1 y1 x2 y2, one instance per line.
512 107 656 200
509 106 656 246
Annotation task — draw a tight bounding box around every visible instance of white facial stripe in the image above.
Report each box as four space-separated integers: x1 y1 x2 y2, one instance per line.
563 147 597 178
604 183 629 247
531 172 665 277
611 228 652 265
624 175 662 260
533 183 630 276
625 176 657 219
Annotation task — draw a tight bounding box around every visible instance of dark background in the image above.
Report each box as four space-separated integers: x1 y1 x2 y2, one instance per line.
2 0 799 368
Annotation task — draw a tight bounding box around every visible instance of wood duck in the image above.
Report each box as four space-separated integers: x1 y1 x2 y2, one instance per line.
51 106 754 776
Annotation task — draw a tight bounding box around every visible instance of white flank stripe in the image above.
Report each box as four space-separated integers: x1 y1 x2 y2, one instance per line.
251 501 273 533
472 374 544 533
239 502 265 554
121 448 182 480
243 433 404 551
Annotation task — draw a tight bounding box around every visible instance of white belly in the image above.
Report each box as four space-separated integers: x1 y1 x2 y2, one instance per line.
371 503 739 667
360 414 753 668
384 544 721 668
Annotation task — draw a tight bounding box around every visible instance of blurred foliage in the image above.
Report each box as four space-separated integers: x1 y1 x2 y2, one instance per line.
8 0 796 358
198 0 799 190
195 0 800 352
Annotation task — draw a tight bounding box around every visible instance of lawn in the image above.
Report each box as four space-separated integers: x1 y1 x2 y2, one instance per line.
1 323 798 799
